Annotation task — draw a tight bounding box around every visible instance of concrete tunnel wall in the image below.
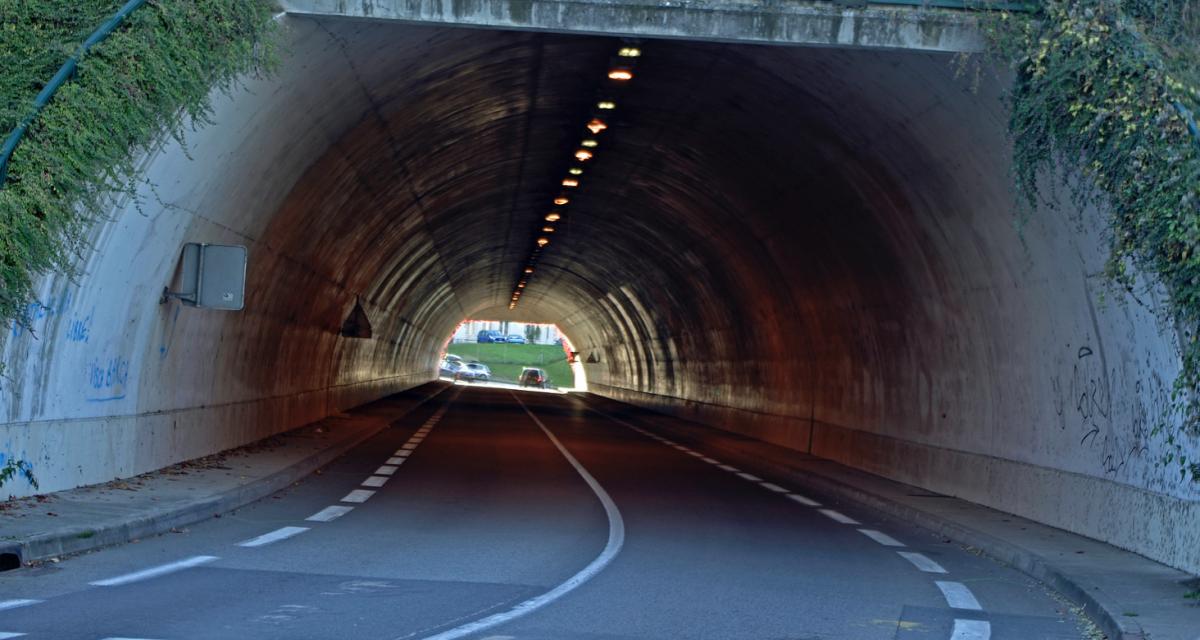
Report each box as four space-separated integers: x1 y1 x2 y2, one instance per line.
1 16 1198 572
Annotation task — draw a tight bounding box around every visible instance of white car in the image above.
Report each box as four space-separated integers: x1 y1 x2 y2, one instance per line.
454 362 491 382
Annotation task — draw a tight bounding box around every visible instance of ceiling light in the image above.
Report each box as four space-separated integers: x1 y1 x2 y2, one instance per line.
575 150 593 161
554 196 569 205
562 178 579 187
543 226 555 233
618 47 641 57
568 167 583 175
537 237 550 247
597 101 616 110
586 118 608 134
608 69 633 81
545 212 561 222
581 139 598 148
518 283 526 288
524 267 534 274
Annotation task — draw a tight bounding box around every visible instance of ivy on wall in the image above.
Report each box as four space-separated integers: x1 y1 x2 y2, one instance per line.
983 0 1200 480
0 0 278 329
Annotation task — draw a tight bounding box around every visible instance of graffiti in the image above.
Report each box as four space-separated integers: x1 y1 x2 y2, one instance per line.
1051 343 1170 478
7 291 75 339
85 355 129 402
65 309 93 343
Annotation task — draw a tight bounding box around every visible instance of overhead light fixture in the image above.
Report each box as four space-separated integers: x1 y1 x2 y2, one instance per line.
618 47 641 57
568 167 583 175
537 237 550 247
554 196 569 205
518 282 526 288
543 226 555 233
581 139 598 148
545 212 561 222
608 68 633 81
586 118 608 134
575 150 593 161
562 178 579 187
597 101 616 110
524 267 534 274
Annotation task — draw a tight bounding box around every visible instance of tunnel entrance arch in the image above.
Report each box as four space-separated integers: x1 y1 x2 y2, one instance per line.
442 320 587 392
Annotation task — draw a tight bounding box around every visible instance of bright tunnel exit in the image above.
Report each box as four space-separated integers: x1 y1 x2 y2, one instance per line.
439 320 588 392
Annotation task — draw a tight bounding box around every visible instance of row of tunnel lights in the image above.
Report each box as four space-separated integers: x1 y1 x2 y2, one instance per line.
509 45 642 310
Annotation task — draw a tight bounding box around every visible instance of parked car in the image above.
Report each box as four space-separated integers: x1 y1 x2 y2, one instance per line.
455 362 491 382
477 330 505 343
439 354 464 377
520 367 549 388
506 334 526 344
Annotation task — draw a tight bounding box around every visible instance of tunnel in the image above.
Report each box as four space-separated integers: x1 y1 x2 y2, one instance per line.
2 10 1197 586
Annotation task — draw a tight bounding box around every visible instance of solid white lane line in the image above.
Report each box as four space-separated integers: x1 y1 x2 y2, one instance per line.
102 637 165 640
375 465 400 475
90 556 218 587
786 493 821 507
936 581 983 610
361 476 389 488
897 551 948 574
237 526 310 548
394 450 413 457
418 394 627 640
0 600 40 612
857 529 905 547
401 443 418 450
760 482 789 493
0 633 26 638
386 457 407 465
717 464 739 472
686 451 704 458
818 509 860 525
950 619 991 640
701 457 720 464
306 505 354 522
340 489 376 503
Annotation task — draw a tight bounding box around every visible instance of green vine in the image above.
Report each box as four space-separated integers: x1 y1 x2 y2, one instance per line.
982 1 1200 479
0 458 37 492
0 0 279 328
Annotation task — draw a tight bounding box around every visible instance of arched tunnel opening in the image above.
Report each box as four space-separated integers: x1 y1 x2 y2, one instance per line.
2 9 1199 638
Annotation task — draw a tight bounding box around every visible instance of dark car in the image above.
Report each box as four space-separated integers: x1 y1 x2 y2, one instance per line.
455 362 491 382
520 367 548 388
477 330 505 343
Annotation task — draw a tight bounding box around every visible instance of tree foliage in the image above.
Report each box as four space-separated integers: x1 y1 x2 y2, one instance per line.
984 0 1200 478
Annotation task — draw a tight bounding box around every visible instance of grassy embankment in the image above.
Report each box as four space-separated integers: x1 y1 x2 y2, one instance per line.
448 342 574 387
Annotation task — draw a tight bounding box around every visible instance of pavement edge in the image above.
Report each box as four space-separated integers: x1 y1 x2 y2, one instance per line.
2 384 447 567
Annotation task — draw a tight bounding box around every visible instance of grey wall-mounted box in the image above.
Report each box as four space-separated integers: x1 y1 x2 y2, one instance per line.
165 243 247 310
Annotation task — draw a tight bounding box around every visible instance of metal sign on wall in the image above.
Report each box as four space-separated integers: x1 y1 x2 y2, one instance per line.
163 243 247 310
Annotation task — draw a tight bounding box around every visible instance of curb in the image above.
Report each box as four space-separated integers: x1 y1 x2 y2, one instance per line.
2 384 447 566
583 399 1145 640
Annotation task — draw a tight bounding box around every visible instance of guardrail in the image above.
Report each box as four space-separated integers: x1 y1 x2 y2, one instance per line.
0 0 148 185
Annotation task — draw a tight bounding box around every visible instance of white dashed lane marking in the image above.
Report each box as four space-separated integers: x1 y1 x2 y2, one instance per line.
950 619 991 640
717 464 739 472
375 465 399 475
340 489 376 504
857 529 905 547
786 493 821 507
700 457 720 464
394 450 413 457
0 601 40 612
386 457 406 465
306 505 354 522
936 581 983 610
759 482 789 493
735 472 763 482
237 526 309 548
818 509 860 525
90 556 218 587
897 551 948 574
361 476 389 488
401 443 418 450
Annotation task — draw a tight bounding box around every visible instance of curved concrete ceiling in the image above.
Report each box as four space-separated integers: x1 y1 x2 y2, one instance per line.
2 16 1196 572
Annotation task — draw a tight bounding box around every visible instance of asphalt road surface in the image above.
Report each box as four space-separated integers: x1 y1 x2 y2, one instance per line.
0 387 1089 639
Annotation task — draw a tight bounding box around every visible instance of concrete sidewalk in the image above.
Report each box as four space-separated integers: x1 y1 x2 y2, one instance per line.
0 383 448 568
580 394 1200 640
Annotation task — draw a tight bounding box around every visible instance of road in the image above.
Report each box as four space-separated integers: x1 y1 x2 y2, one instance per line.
0 387 1088 639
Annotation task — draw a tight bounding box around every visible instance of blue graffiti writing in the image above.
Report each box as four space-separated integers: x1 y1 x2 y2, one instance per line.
85 355 130 402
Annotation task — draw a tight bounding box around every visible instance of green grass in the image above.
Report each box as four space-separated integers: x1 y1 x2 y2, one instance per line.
448 342 575 387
